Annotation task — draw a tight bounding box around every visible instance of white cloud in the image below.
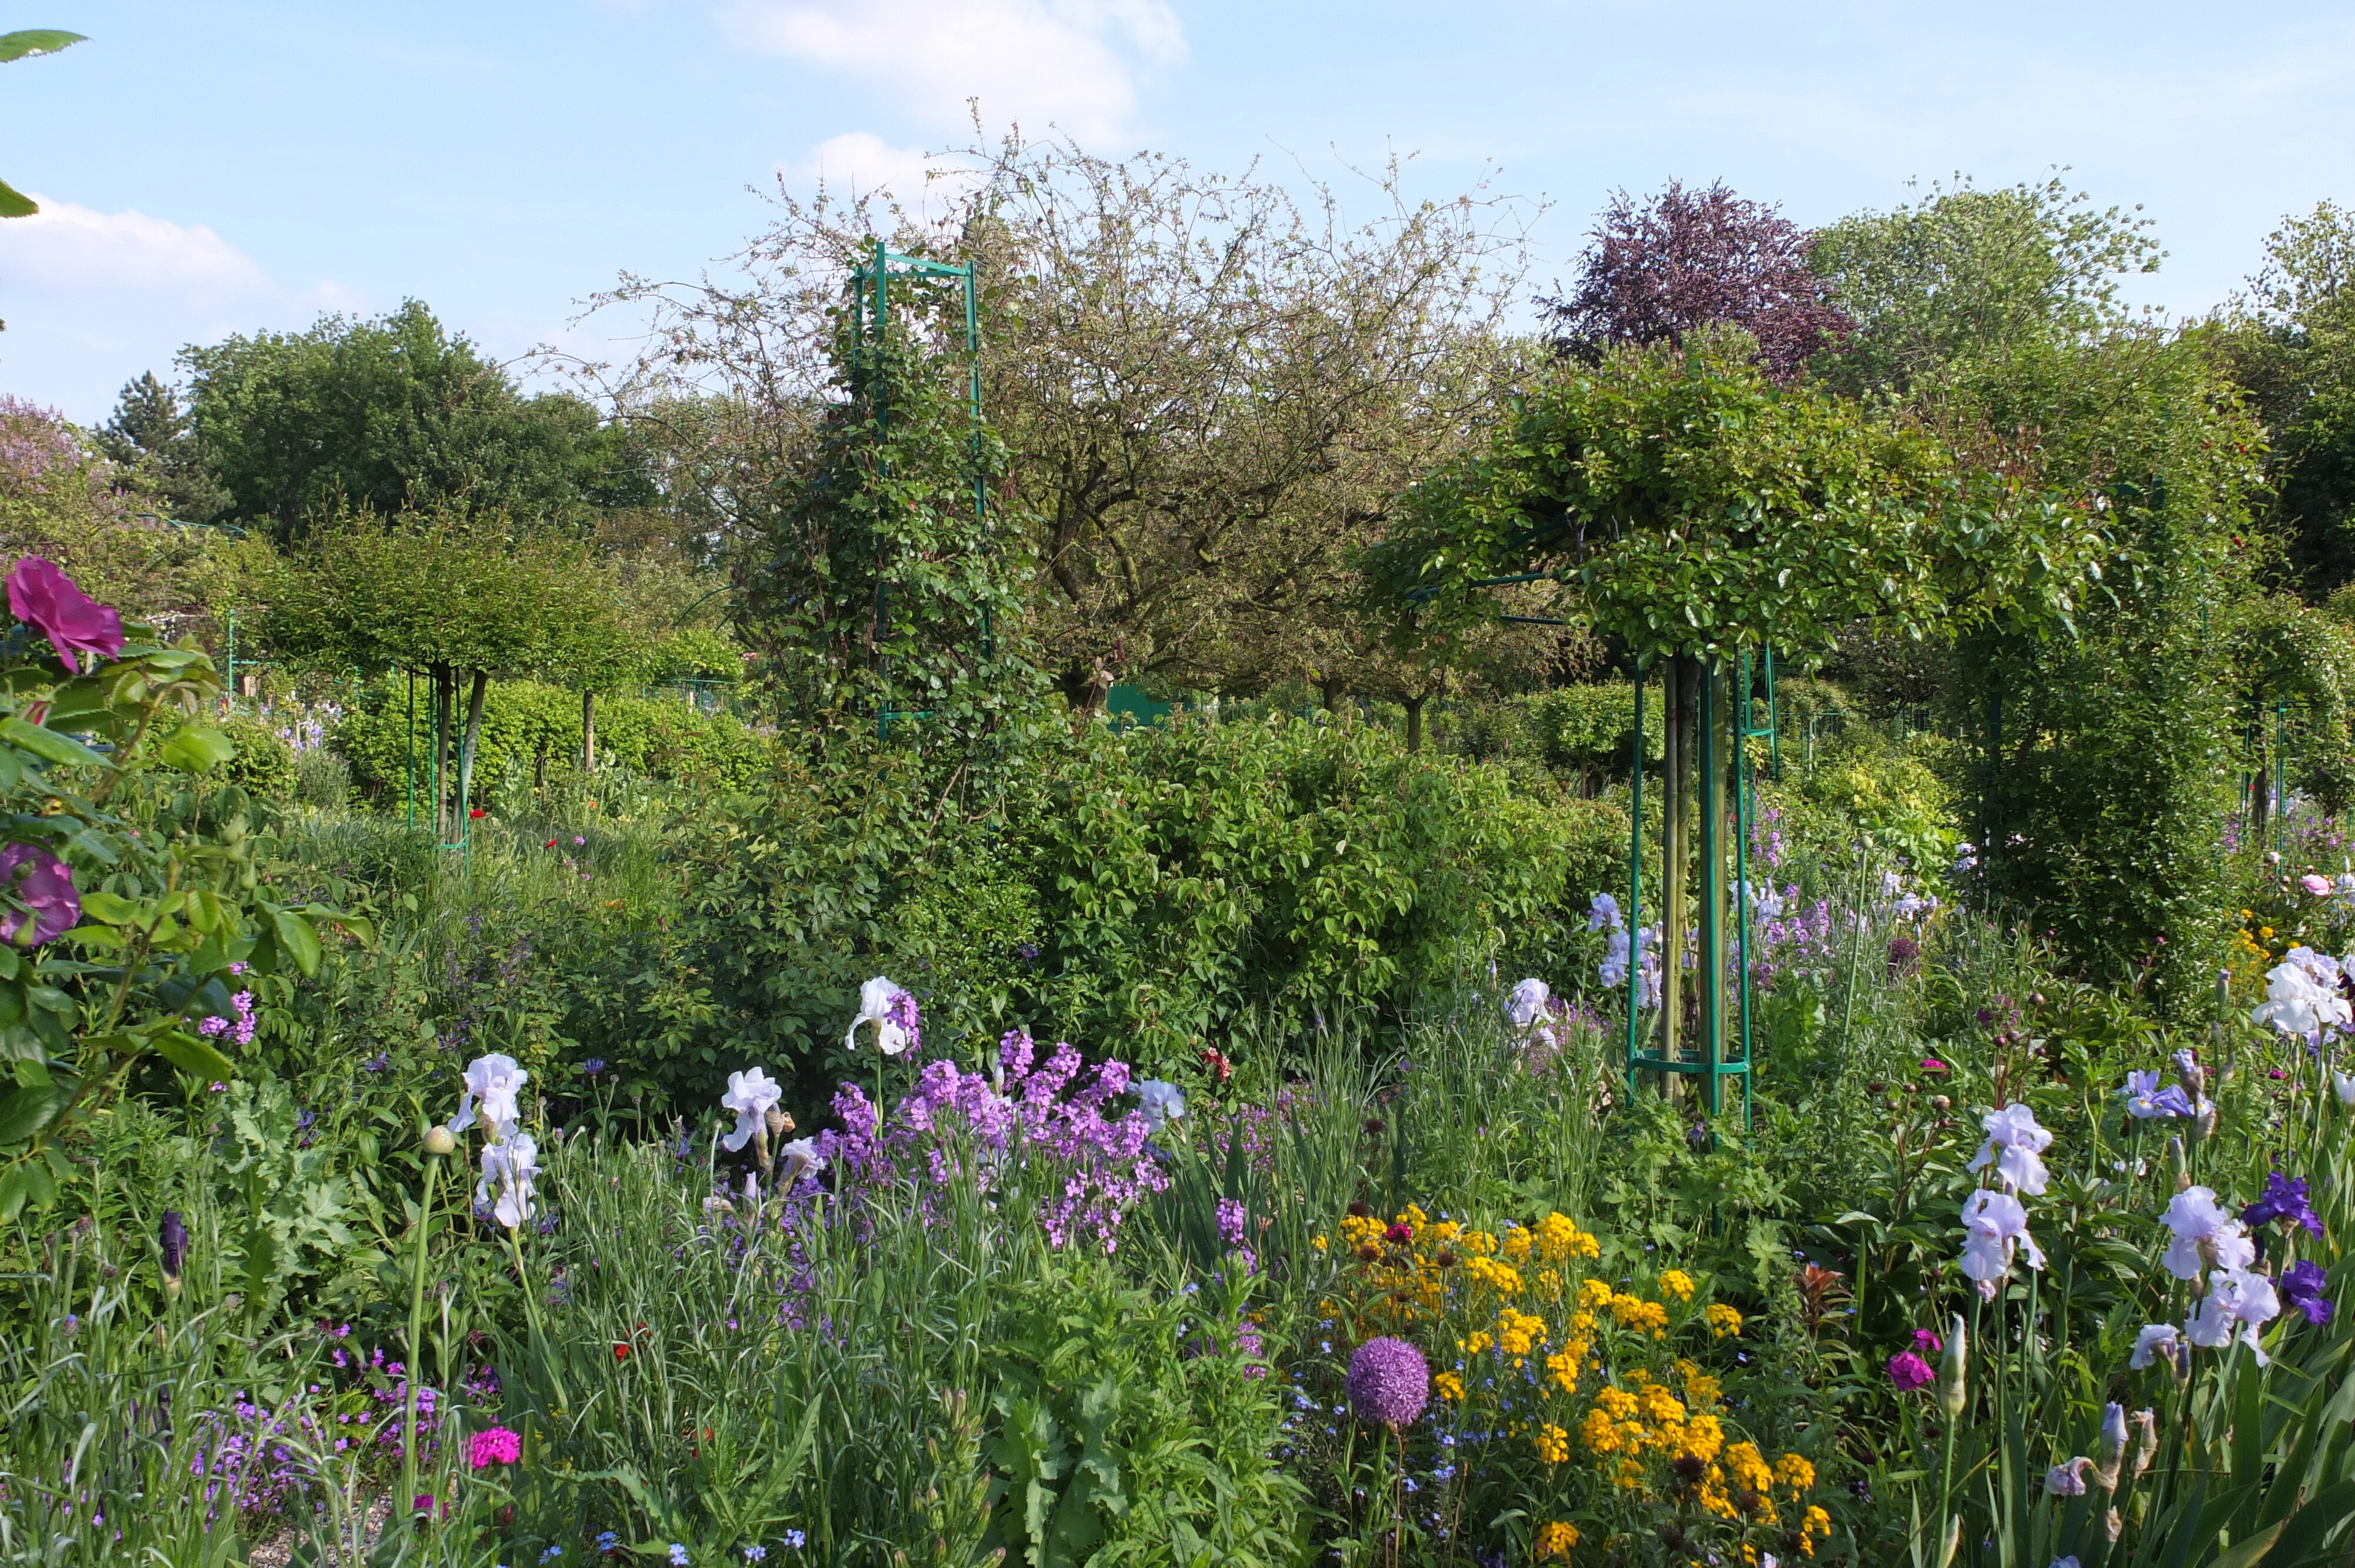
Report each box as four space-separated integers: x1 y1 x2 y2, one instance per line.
0 197 269 299
720 0 1185 141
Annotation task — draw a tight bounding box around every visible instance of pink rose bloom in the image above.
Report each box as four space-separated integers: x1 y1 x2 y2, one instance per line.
467 1426 523 1468
1887 1351 1935 1391
2304 873 2334 896
6 557 123 675
1919 1058 1949 1075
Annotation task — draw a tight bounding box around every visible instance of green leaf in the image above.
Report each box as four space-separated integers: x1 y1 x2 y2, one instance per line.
0 1080 71 1145
0 177 33 220
75 889 141 925
159 723 236 773
0 30 88 62
271 906 323 977
0 716 109 767
154 1029 236 1081
0 1158 55 1222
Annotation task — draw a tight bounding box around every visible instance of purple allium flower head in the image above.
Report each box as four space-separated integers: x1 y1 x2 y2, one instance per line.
0 842 77 945
158 1210 188 1282
2282 1259 2334 1324
7 557 122 674
2244 1171 2324 1237
1886 1351 1934 1391
1346 1336 1429 1429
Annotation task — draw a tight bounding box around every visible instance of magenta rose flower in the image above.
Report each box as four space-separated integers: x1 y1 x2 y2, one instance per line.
0 843 78 945
7 557 123 675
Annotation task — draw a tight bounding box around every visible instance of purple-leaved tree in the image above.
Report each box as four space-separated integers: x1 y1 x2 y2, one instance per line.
1543 180 1850 380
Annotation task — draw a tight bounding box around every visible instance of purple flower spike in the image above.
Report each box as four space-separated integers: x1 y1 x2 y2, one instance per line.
0 843 77 945
2283 1259 2335 1325
6 557 122 674
158 1210 188 1283
1346 1336 1429 1429
2244 1171 2324 1237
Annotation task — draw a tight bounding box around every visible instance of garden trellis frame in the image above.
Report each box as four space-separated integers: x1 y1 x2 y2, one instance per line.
1410 567 1777 1127
848 240 987 740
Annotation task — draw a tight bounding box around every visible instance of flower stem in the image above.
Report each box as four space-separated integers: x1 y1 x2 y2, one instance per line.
399 1150 441 1526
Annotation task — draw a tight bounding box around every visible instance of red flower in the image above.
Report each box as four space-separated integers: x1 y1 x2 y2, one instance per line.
545 839 558 849
469 808 486 819
613 1342 630 1361
1201 1047 1232 1084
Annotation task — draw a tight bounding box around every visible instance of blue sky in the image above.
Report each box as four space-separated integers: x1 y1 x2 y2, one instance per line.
4 0 2353 422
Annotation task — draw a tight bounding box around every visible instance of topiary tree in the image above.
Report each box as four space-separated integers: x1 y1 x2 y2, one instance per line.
1365 330 2101 1098
263 515 624 835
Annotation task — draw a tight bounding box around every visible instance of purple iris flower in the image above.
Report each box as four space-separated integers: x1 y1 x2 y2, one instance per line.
2282 1259 2334 1324
0 843 78 945
2244 1172 2324 1237
6 557 123 674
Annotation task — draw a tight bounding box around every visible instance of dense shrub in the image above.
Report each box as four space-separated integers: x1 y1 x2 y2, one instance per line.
331 677 781 798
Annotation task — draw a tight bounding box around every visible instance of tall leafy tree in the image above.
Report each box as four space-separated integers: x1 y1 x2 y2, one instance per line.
180 302 629 542
263 515 625 833
1540 180 1850 380
94 372 229 524
2211 201 2355 593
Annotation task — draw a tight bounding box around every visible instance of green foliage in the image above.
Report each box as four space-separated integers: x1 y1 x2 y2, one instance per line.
0 29 84 220
180 301 641 541
1364 331 2102 666
331 677 781 799
741 306 1041 745
983 1259 1301 1567
1810 174 2164 396
217 711 297 801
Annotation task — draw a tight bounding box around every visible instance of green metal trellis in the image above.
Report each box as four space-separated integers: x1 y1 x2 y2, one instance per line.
850 240 987 740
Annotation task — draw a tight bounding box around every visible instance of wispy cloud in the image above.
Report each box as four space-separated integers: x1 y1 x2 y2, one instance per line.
719 0 1184 141
0 198 268 299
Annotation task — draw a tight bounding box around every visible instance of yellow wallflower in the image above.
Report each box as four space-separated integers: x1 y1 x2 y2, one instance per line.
1659 1268 1696 1301
1311 1234 1328 1251
1684 1371 1723 1407
1496 1307 1548 1357
1705 1303 1744 1338
1776 1453 1816 1493
1533 1422 1571 1463
1608 1291 1669 1337
1501 1227 1533 1262
1579 1278 1615 1310
1678 1412 1726 1463
1460 1331 1494 1357
1725 1441 1774 1496
1434 1371 1465 1401
1578 1407 1624 1455
1464 1257 1525 1295
1640 1384 1687 1424
1544 1346 1581 1395
1534 1521 1579 1560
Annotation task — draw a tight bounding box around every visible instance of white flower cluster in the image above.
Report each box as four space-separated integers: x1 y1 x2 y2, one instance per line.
451 1053 538 1230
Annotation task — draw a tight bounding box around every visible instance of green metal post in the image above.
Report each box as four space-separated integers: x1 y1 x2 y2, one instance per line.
224 607 236 709
1699 661 1722 1114
1763 645 1779 781
1736 654 1753 1131
1626 665 1645 1102
2277 702 2290 856
404 670 416 832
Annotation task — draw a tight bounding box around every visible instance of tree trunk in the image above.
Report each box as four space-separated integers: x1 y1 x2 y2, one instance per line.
1404 692 1426 753
1319 674 1345 714
582 690 597 774
457 669 489 832
431 666 453 839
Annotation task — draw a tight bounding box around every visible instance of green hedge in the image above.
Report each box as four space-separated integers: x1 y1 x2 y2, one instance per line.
331 678 782 798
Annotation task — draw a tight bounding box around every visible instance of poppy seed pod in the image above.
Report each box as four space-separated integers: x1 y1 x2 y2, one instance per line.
1936 1315 1968 1419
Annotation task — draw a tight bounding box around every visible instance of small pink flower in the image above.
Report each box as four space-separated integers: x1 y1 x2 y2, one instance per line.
1912 1327 1942 1356
1919 1058 1949 1075
1887 1351 1935 1391
466 1426 522 1469
2304 873 2334 896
